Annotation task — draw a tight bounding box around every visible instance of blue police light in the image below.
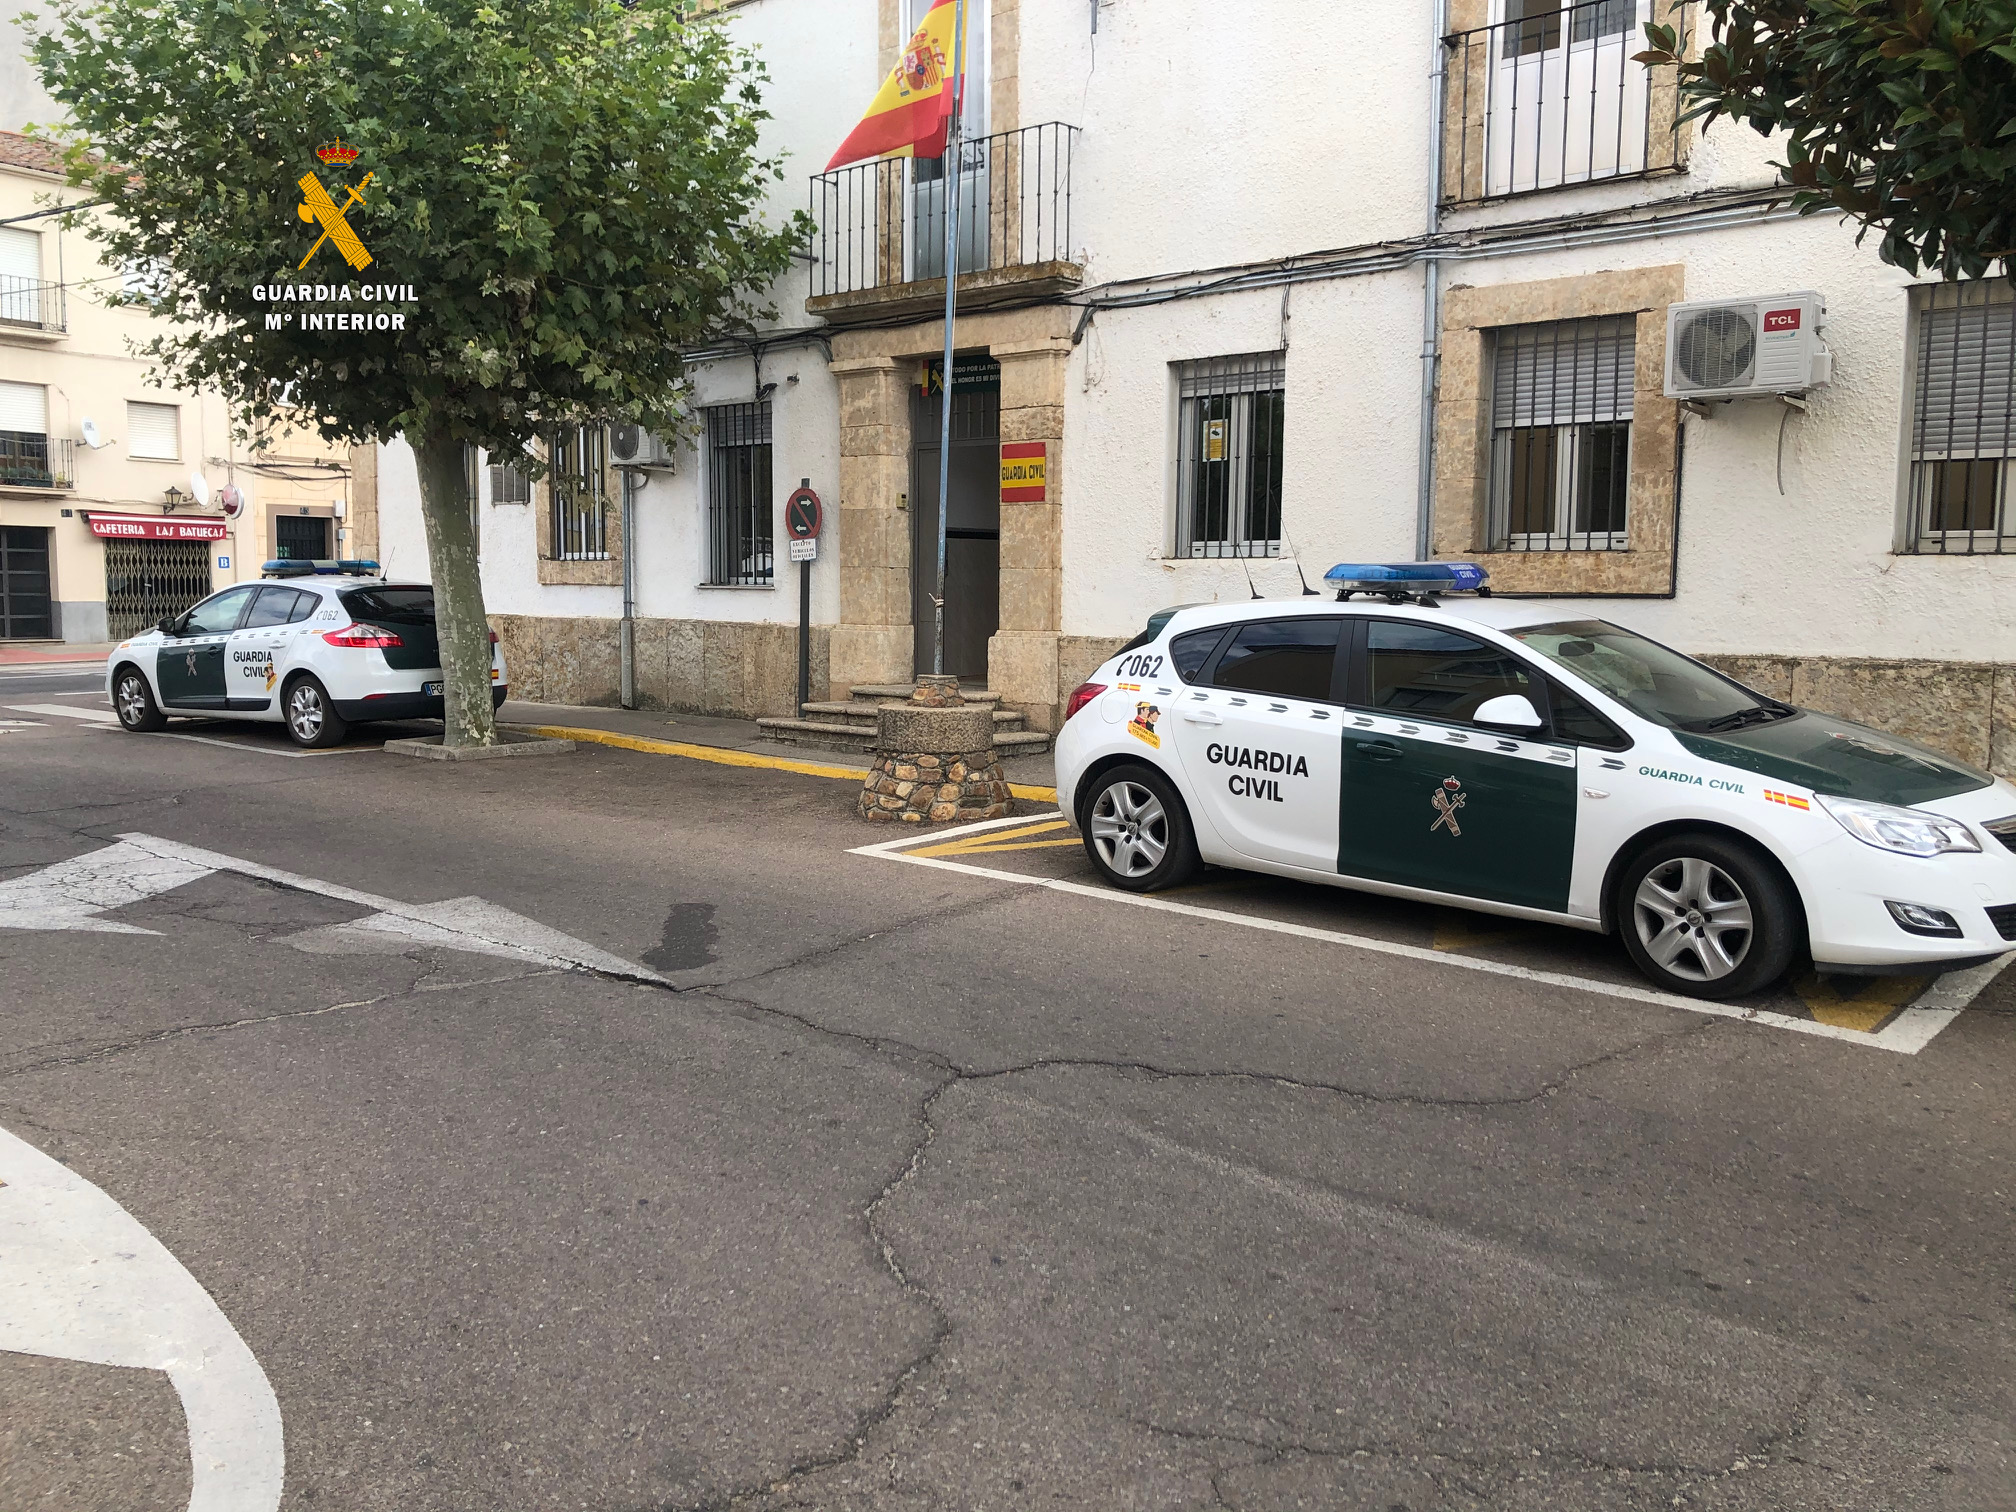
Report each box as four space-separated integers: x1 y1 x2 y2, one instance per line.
260 558 382 578
1324 561 1490 599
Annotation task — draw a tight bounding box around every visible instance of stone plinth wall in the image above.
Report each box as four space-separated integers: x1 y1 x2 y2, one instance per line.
489 614 830 720
860 748 1011 823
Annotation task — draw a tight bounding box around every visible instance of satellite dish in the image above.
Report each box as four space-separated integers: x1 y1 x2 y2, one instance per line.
79 417 105 449
189 471 210 507
217 485 245 519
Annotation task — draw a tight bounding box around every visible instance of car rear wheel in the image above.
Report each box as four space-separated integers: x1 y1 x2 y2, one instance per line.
1078 763 1201 893
1617 834 1798 1000
284 675 349 749
112 666 166 732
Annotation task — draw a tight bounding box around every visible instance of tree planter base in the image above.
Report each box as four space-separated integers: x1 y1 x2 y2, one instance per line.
384 733 576 761
858 678 1010 824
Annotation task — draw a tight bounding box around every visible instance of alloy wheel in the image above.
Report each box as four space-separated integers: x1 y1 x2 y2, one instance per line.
1632 856 1755 983
115 674 149 727
288 683 324 742
1089 780 1168 879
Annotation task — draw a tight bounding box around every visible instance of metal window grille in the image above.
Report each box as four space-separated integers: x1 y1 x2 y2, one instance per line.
706 403 774 586
1443 0 1694 204
103 538 211 639
1175 353 1285 559
1488 315 1635 552
1905 280 2016 555
0 434 73 489
489 457 531 505
549 427 609 560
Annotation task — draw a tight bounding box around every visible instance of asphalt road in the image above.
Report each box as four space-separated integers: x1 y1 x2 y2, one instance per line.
2 709 2014 1511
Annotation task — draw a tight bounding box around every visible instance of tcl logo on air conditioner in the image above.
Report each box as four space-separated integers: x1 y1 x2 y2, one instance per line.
1663 291 1832 400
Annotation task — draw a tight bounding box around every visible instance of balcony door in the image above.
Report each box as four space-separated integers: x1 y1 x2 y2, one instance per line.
0 228 39 327
905 0 989 282
1488 0 1651 196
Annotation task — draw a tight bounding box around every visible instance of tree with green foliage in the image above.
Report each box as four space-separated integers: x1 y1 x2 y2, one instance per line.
28 0 805 745
1638 1 2016 279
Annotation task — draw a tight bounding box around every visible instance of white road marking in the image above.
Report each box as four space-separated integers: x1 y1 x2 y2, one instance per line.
854 814 2005 1056
0 718 43 727
0 840 219 935
7 702 119 723
83 725 381 759
0 1124 285 1511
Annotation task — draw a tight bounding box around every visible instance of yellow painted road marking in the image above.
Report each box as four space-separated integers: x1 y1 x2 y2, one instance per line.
907 819 1080 858
517 724 1060 803
1791 971 1929 1033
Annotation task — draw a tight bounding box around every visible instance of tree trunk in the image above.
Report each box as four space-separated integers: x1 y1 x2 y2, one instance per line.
411 428 497 748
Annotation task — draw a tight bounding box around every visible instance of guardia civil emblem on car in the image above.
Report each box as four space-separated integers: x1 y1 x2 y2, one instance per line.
1430 776 1465 837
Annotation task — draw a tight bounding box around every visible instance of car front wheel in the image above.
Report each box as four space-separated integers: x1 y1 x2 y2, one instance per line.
1617 834 1798 999
284 675 349 749
112 666 166 732
1078 763 1201 893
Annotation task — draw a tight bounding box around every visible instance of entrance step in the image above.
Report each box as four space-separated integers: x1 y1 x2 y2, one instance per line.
756 689 1053 756
847 684 1002 705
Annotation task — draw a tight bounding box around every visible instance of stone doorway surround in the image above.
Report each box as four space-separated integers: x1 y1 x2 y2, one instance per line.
828 304 1071 730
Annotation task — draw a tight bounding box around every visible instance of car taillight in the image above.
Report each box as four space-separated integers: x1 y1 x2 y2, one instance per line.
1065 681 1107 722
322 623 403 648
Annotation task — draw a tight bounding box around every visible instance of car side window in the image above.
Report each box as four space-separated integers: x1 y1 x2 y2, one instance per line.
1210 618 1344 702
286 590 321 623
1362 621 1535 725
241 586 301 629
1549 681 1632 750
1168 627 1226 683
178 585 258 636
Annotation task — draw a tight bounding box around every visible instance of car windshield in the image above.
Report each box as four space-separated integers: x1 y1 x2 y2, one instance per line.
339 587 434 624
1507 620 1789 732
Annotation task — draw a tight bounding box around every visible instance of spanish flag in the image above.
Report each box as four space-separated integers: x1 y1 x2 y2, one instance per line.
826 0 967 171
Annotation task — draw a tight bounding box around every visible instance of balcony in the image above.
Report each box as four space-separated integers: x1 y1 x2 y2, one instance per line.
0 435 75 490
0 276 67 336
807 121 1081 325
1442 0 1695 206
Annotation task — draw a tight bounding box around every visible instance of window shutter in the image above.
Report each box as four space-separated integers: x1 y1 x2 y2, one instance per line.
127 401 180 459
1914 292 2016 460
1492 316 1636 429
0 380 47 434
0 228 39 282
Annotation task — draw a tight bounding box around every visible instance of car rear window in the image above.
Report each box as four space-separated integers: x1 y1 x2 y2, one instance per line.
339 587 434 624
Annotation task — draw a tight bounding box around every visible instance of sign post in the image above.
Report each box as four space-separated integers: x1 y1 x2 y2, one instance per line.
785 481 823 717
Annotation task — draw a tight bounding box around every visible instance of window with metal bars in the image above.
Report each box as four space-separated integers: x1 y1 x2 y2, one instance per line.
1175 353 1285 559
705 402 773 586
1487 315 1634 551
489 455 531 506
548 426 609 560
1905 280 2016 554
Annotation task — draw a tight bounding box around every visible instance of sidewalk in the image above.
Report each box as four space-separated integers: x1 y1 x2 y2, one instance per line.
499 699 1059 796
0 642 114 667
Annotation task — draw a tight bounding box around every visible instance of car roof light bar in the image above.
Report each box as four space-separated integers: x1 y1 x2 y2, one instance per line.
260 559 382 578
1323 561 1490 603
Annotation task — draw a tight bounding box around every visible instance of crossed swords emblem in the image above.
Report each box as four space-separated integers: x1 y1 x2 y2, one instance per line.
1429 777 1466 837
296 170 375 271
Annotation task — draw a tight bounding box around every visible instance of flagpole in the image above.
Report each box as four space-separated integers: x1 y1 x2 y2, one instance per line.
931 0 967 678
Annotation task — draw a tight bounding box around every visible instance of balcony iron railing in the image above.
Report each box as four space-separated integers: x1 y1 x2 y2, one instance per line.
809 121 1078 300
0 435 74 489
0 276 67 333
1442 0 1695 205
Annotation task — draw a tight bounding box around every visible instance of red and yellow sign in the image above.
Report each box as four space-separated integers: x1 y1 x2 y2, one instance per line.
826 0 967 170
84 512 227 541
1000 442 1047 503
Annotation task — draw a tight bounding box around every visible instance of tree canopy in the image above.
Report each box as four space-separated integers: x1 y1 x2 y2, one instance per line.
1639 0 2016 279
26 0 806 453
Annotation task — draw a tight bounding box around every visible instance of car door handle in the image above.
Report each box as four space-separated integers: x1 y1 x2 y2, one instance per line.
1355 740 1404 761
1182 709 1222 726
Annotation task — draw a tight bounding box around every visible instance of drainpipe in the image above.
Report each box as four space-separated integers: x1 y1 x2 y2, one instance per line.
619 466 637 709
1415 0 1449 561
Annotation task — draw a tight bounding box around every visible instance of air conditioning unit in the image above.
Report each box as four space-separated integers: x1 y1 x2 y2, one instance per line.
609 423 676 468
1664 292 1833 401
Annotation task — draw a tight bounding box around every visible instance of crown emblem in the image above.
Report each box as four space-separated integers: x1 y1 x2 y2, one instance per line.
315 138 361 167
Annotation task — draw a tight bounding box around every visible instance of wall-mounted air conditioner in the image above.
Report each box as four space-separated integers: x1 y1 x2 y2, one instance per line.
1664 292 1833 401
609 423 677 468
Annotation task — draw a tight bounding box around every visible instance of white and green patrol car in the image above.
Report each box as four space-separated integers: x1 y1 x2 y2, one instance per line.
1053 563 2016 999
105 561 507 748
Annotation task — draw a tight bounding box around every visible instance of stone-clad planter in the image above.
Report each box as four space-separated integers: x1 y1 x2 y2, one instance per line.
858 678 1011 824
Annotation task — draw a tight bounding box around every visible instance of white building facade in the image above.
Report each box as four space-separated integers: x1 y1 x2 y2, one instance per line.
371 0 2016 776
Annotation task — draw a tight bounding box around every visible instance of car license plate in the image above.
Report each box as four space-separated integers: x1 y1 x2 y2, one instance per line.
423 681 443 697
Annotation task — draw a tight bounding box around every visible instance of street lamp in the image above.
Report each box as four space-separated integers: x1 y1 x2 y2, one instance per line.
162 485 184 512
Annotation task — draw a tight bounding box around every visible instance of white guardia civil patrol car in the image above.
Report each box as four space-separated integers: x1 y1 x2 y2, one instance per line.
106 561 506 748
1054 562 2016 999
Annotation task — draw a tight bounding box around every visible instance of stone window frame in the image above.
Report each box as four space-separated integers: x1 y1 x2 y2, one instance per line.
535 432 622 587
1432 264 1684 595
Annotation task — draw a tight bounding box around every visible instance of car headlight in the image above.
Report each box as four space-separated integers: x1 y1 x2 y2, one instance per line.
1815 794 1982 857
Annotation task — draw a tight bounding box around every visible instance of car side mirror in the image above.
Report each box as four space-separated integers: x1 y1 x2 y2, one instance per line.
157 615 180 635
1473 693 1545 733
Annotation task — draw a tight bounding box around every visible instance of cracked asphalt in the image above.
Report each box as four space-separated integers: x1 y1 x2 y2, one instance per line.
2 712 2014 1511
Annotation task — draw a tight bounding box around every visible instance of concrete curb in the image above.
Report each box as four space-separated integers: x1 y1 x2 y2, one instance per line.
383 733 576 762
